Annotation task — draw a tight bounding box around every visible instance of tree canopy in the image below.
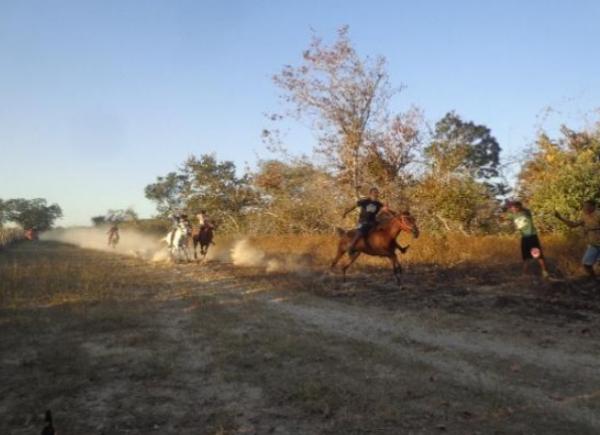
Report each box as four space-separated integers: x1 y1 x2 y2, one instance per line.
2 198 62 230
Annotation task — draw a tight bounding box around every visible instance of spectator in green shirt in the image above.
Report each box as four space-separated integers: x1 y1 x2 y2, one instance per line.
504 201 550 279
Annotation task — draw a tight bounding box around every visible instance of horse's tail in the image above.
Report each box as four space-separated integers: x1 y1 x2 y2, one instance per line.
335 227 348 237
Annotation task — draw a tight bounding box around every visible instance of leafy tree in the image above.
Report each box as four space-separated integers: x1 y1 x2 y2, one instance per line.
144 172 188 216
271 26 396 196
107 207 138 222
518 124 600 230
145 154 257 232
414 112 502 233
91 208 137 226
4 198 62 230
413 174 497 234
426 111 501 179
181 155 257 231
91 215 107 226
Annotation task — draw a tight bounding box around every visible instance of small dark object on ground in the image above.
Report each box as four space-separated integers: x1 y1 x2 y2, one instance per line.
41 410 54 435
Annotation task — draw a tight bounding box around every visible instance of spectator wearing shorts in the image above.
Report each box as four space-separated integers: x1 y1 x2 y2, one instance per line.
555 199 600 280
504 201 550 279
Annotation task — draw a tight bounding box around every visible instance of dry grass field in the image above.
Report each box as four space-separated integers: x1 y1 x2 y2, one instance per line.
0 228 24 250
1 234 599 434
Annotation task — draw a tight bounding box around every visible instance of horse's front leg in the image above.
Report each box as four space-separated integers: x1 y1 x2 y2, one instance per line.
330 245 345 270
390 254 402 285
184 240 192 262
341 252 360 281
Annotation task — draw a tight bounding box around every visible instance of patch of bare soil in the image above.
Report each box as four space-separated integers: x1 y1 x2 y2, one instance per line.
2 241 600 434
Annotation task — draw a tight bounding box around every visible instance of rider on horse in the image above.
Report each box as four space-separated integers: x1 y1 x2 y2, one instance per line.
169 212 190 248
343 187 389 255
107 223 119 246
196 210 210 229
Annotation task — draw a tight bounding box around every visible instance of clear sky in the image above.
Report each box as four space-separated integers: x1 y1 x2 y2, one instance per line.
1 0 599 226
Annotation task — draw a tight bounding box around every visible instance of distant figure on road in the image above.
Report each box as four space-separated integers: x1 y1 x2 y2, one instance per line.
503 201 550 279
555 199 600 280
107 223 119 248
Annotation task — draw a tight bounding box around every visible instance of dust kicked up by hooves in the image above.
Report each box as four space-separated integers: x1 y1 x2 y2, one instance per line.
40 230 313 273
41 228 166 262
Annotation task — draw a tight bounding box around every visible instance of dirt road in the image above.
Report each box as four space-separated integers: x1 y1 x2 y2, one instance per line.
1 241 599 434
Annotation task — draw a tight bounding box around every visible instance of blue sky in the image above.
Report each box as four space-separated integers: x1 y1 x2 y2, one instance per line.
1 0 599 225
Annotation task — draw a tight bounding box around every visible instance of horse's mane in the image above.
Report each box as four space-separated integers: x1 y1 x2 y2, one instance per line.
375 210 411 231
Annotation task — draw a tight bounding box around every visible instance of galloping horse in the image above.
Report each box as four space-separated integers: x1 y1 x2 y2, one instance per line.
108 232 119 249
164 221 192 262
191 224 214 260
331 210 419 283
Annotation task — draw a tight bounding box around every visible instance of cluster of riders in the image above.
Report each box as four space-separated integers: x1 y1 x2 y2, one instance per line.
166 210 215 261
105 210 215 261
105 187 600 282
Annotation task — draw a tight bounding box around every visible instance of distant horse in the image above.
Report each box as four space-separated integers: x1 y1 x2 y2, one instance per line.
331 210 419 283
164 222 192 262
108 232 119 249
191 224 214 260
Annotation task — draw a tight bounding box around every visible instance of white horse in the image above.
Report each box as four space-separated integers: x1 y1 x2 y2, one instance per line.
163 222 192 262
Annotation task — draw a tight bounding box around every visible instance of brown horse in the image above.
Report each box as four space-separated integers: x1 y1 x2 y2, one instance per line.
331 211 419 283
191 225 214 260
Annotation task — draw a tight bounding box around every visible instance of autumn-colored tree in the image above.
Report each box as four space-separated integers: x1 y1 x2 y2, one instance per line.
271 26 397 196
250 158 345 233
363 106 424 206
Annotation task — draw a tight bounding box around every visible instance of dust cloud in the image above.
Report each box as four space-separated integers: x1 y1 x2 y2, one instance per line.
41 227 168 261
230 238 313 273
40 230 313 272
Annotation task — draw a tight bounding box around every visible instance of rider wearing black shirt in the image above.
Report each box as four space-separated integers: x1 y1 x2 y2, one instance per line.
343 187 388 254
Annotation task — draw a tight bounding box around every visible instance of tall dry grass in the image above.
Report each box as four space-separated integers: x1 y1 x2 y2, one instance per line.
0 242 165 308
243 232 589 277
0 228 24 249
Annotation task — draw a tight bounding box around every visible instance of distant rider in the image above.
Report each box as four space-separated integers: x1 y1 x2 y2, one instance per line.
107 223 119 246
169 212 182 247
169 213 190 248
